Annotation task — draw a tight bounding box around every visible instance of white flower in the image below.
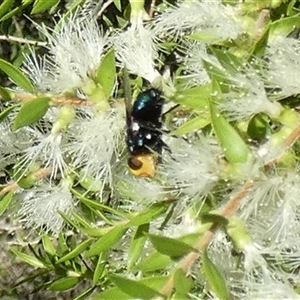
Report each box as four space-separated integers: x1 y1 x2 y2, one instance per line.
219 65 282 121
152 0 242 42
112 24 161 84
18 179 75 233
238 271 300 300
23 14 107 93
239 172 300 246
266 36 300 98
238 175 282 221
159 138 221 198
15 131 68 180
179 42 212 87
68 106 124 193
262 172 300 242
0 119 36 169
119 176 165 209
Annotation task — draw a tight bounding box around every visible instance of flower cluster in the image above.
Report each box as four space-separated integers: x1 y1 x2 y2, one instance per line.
2 0 300 298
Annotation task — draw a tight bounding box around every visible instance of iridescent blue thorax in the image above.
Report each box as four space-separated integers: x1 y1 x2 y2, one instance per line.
131 89 164 124
126 88 165 156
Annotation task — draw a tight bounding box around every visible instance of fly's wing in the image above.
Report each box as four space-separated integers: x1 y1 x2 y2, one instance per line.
123 67 132 127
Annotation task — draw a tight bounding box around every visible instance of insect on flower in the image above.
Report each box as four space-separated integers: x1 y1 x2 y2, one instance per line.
126 88 168 177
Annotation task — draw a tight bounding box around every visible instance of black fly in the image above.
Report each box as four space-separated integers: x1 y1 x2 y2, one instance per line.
126 88 166 176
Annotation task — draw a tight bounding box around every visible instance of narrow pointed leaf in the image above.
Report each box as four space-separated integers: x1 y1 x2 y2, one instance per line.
42 235 56 256
0 59 35 93
202 247 229 300
56 239 93 264
175 83 211 109
92 287 131 300
109 274 162 299
95 49 116 98
173 268 193 295
128 203 166 226
0 0 14 19
127 223 149 270
136 251 173 272
93 251 108 285
93 276 168 300
86 225 127 257
171 115 210 135
31 0 60 14
209 79 249 163
13 97 51 130
0 104 19 123
0 191 13 216
48 277 80 291
0 86 12 100
148 234 196 257
113 0 122 11
11 250 46 268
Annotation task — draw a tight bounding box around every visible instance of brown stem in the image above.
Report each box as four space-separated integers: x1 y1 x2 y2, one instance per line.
0 167 52 197
158 119 300 297
149 0 157 18
157 180 254 297
13 93 94 106
254 9 270 40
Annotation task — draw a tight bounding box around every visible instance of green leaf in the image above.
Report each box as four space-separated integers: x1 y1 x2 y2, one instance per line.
128 203 166 226
0 0 14 19
200 213 229 227
13 97 51 130
95 49 116 99
247 114 269 141
48 277 80 291
0 86 13 101
113 0 122 11
202 247 229 300
42 235 56 256
56 239 93 264
0 191 13 216
171 115 210 135
0 59 35 93
58 211 79 230
210 48 244 74
73 191 126 219
11 250 46 268
270 15 300 38
0 5 22 21
209 81 250 163
31 0 60 14
86 225 127 257
92 287 132 300
73 287 95 300
249 27 269 58
175 84 211 109
57 233 68 256
136 251 173 273
173 268 193 295
127 223 149 270
93 251 108 285
202 60 230 93
188 31 224 44
109 274 162 299
287 0 298 16
93 276 168 300
148 234 195 258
